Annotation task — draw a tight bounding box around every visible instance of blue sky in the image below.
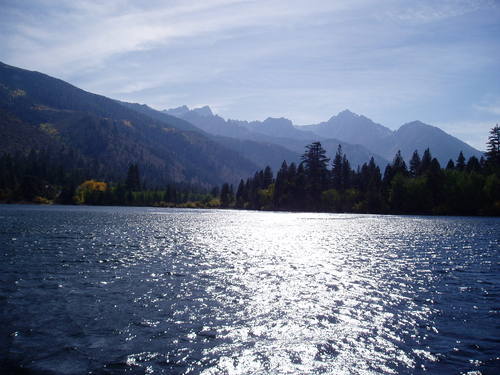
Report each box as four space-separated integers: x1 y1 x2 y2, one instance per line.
1 0 499 150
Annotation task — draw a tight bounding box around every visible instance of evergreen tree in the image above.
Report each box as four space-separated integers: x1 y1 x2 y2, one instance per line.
420 148 432 175
294 163 307 210
466 156 481 173
273 161 288 209
331 145 343 190
235 179 245 208
409 150 421 177
486 124 500 170
341 154 351 190
427 158 444 208
360 157 383 212
446 159 455 170
456 151 466 171
392 150 408 176
220 183 232 207
263 166 273 188
384 150 408 185
301 142 330 208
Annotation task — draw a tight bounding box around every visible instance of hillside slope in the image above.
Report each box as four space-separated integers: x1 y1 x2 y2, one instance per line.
0 61 259 186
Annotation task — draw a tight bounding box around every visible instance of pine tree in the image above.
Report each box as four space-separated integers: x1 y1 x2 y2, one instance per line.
341 154 351 189
409 150 421 177
273 161 288 209
466 156 481 173
486 124 500 170
427 158 444 207
220 183 231 207
301 142 330 208
235 179 245 208
392 150 408 176
420 148 432 175
456 151 466 171
331 145 343 190
263 166 273 188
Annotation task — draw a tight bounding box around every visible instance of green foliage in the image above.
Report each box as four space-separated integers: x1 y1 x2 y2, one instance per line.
2 128 499 217
222 139 499 216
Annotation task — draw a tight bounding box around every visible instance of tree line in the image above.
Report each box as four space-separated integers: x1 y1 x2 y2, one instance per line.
1 125 499 216
222 125 500 216
0 150 215 207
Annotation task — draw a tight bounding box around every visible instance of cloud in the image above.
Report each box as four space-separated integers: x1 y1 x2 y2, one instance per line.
0 0 354 75
0 0 498 143
475 98 500 115
381 0 496 24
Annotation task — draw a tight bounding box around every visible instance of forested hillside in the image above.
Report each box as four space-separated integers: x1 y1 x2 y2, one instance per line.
0 61 258 187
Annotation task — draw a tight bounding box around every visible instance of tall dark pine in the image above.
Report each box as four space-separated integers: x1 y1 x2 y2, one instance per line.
456 152 466 171
295 163 307 210
331 145 343 190
409 150 421 177
393 150 408 175
341 154 351 190
486 124 500 170
419 148 432 175
220 183 233 207
273 161 288 209
235 179 245 208
263 166 273 188
466 156 481 173
301 142 330 208
364 157 383 212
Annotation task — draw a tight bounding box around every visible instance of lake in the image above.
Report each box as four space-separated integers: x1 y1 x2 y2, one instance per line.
0 204 499 374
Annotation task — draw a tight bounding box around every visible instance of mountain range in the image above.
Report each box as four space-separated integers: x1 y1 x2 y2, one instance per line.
0 61 483 187
165 106 483 166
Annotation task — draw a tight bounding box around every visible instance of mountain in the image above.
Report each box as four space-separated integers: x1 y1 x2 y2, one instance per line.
367 121 483 165
0 61 259 186
164 105 389 167
126 102 300 171
301 110 483 165
0 107 59 154
164 106 255 139
118 101 201 132
212 136 301 172
164 105 190 117
301 109 392 145
244 117 319 140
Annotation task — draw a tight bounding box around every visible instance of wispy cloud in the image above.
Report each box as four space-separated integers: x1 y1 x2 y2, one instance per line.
475 97 500 115
381 0 496 24
0 0 499 146
0 0 352 75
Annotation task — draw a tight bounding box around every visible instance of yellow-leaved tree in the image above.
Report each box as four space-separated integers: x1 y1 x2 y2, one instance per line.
75 180 107 204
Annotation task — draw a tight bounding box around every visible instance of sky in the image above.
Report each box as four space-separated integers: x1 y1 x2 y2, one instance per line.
0 0 499 150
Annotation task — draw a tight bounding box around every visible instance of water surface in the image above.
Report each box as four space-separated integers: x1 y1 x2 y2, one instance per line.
0 205 499 374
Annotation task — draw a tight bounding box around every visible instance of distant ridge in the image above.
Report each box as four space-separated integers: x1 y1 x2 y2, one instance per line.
163 105 389 168
367 121 483 165
301 109 393 146
165 105 483 166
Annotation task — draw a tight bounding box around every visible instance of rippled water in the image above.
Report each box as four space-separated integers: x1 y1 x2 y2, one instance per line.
0 205 499 375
